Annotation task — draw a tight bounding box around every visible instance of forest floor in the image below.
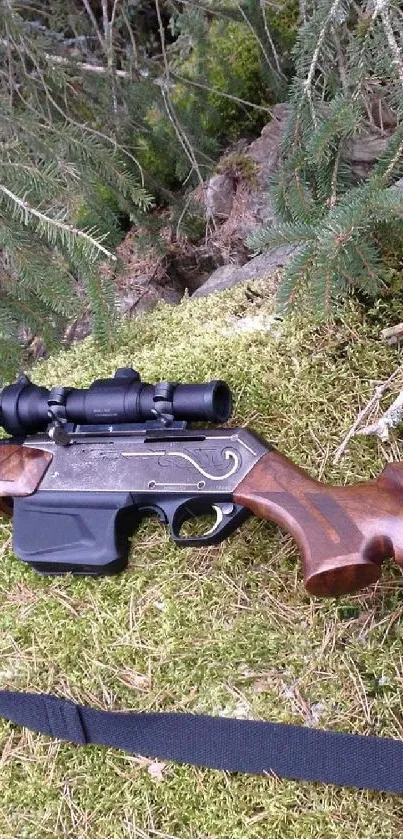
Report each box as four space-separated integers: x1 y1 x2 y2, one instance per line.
1 278 403 838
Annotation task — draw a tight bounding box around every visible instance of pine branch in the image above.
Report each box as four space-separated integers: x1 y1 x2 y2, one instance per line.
0 184 117 260
372 124 403 183
248 221 317 253
379 3 403 90
297 0 345 128
276 244 318 312
307 97 360 163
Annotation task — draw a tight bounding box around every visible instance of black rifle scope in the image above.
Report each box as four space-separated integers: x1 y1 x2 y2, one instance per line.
0 368 233 436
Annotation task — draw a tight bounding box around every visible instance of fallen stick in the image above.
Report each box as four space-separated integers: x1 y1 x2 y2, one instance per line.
356 387 403 441
381 323 403 345
333 363 403 463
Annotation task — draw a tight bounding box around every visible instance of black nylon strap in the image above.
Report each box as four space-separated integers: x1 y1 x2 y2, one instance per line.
0 690 402 792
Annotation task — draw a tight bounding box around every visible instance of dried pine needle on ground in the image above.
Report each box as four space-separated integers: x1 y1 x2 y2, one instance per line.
1 279 403 838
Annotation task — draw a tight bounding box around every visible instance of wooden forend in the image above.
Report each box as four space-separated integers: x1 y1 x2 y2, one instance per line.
0 444 52 514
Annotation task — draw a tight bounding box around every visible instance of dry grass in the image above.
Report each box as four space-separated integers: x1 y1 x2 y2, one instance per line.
1 280 403 837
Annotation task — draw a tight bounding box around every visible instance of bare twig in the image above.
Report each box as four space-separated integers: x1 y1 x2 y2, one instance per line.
351 2 382 104
259 0 286 78
154 0 204 185
333 364 403 462
170 0 237 22
0 36 273 122
122 6 139 72
231 0 282 80
101 0 120 113
383 136 403 183
175 191 197 239
331 24 348 93
170 71 273 113
160 84 207 183
381 323 403 345
42 52 129 77
5 19 13 108
357 389 403 441
329 144 342 206
23 53 146 183
81 0 104 51
43 50 274 115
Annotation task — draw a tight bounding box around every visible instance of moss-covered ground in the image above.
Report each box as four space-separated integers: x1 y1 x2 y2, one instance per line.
1 280 403 837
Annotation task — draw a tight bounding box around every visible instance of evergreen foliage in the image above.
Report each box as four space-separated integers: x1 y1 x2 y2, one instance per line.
0 0 295 377
248 0 403 314
0 2 153 379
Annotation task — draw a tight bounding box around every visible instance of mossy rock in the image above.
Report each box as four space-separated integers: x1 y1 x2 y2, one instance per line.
1 280 403 837
136 3 299 186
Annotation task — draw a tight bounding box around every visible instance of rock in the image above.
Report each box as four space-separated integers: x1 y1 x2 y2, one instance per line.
202 103 290 263
167 243 224 293
205 173 235 220
247 104 289 174
245 103 289 228
348 133 390 164
63 316 91 345
344 130 391 180
192 246 295 298
194 108 294 299
116 277 181 317
23 334 48 363
192 264 235 296
194 102 401 300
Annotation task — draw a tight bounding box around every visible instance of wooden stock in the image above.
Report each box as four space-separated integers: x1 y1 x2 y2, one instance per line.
0 444 52 517
234 450 403 596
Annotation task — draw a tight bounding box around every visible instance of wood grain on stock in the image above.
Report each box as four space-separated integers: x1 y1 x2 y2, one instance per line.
234 449 403 596
0 444 52 518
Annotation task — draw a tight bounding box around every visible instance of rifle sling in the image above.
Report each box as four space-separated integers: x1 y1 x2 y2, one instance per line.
0 689 402 793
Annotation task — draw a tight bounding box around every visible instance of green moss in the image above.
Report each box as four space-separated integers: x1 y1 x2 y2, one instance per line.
1 279 403 836
270 0 299 53
217 151 259 183
176 20 273 142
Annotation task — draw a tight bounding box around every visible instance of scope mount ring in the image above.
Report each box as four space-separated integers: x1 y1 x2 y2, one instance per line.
151 380 178 425
47 387 72 445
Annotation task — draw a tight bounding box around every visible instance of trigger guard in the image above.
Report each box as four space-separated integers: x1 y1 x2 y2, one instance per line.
168 498 251 547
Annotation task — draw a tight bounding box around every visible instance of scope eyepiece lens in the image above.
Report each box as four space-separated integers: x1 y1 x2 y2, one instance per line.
209 381 232 423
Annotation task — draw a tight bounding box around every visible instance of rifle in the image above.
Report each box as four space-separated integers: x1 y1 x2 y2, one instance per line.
3 367 403 795
1 367 402 596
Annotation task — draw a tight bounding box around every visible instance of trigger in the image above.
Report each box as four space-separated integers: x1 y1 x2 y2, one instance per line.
204 503 233 536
